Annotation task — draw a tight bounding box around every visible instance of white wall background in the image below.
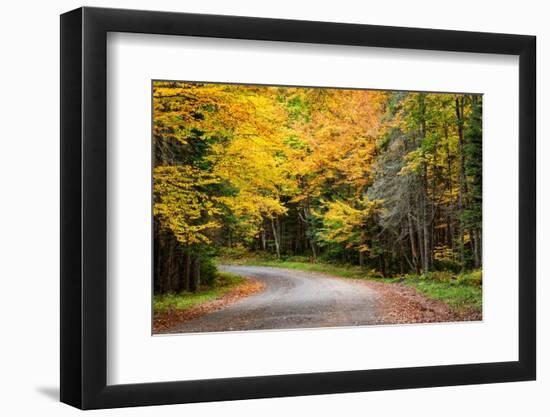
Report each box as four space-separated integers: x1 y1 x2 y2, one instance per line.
0 0 545 415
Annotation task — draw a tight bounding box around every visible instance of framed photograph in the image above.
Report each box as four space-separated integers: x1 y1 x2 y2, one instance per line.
60 6 536 409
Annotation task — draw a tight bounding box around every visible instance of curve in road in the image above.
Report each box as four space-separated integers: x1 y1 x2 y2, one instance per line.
166 265 383 333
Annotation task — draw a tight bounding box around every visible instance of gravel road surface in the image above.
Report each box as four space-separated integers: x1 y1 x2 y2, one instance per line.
167 265 383 333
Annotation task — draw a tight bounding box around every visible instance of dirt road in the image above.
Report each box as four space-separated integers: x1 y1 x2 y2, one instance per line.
166 265 384 333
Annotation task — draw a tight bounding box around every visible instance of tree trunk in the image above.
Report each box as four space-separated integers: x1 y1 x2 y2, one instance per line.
415 199 425 275
472 228 481 268
191 255 200 292
168 239 177 293
418 94 430 274
456 96 466 268
444 126 455 253
260 228 267 251
154 225 162 293
422 171 431 274
379 254 386 277
476 229 482 268
183 249 191 291
408 213 419 273
271 218 281 259
358 230 366 267
422 199 430 274
280 219 285 254
310 239 317 261
161 236 171 293
300 204 317 261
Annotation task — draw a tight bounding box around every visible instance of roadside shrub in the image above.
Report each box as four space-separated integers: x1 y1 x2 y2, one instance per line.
318 245 349 264
368 269 385 278
217 244 251 260
426 270 454 282
461 269 482 287
215 271 244 287
432 258 462 273
416 269 482 287
199 256 218 287
281 255 311 263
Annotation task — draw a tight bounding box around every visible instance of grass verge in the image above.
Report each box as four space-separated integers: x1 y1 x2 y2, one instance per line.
153 271 245 314
221 257 482 315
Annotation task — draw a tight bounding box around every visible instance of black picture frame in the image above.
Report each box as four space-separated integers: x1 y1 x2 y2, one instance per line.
60 6 536 410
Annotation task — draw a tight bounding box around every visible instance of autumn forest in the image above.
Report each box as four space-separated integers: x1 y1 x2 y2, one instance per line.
152 81 482 319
